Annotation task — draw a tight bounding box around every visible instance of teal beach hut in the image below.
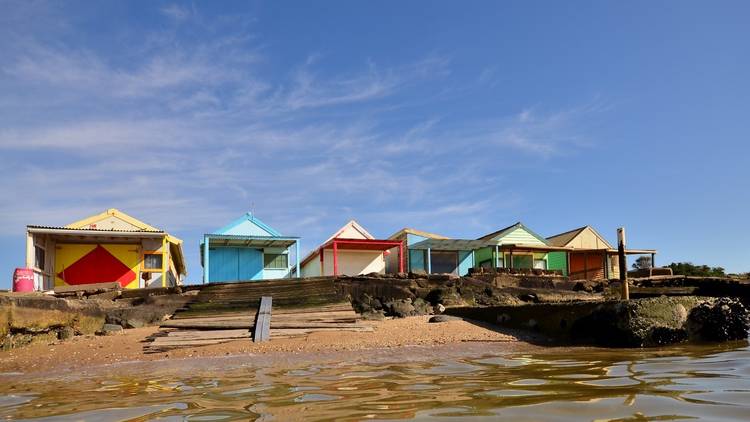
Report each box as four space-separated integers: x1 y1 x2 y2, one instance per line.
200 213 300 283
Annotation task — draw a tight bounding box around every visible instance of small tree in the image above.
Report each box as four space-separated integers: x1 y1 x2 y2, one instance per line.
632 256 652 270
667 262 726 277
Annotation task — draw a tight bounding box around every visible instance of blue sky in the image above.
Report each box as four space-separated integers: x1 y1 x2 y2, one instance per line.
1 1 748 287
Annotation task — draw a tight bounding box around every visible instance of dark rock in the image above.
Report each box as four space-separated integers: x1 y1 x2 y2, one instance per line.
650 326 688 345
429 315 461 323
412 298 433 315
573 281 595 293
519 293 538 303
58 326 76 340
687 298 750 342
571 297 704 347
387 299 416 318
99 324 123 335
124 318 145 329
361 311 386 321
427 274 456 282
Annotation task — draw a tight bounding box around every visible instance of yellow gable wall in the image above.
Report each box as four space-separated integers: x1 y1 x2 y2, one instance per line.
567 227 612 249
78 216 142 231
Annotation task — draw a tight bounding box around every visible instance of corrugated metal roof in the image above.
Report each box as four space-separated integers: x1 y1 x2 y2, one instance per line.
27 225 163 233
546 226 588 247
388 227 450 240
410 238 493 251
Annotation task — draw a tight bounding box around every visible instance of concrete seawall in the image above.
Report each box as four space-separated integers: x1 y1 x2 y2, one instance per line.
446 296 750 347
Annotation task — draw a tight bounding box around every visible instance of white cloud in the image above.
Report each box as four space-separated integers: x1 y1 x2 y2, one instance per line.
161 4 192 22
0 3 603 280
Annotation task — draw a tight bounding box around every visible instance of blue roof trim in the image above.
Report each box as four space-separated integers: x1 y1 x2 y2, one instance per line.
212 212 284 237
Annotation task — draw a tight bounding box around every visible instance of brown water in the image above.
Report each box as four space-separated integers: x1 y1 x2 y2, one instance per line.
2 341 750 421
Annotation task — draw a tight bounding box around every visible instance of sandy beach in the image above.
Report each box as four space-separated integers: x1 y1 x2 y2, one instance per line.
0 316 525 375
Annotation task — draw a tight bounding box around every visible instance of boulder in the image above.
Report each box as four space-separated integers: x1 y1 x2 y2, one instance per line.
687 298 750 342
412 298 433 315
58 326 76 340
386 299 416 318
434 303 446 314
429 315 461 323
99 324 123 335
361 310 386 321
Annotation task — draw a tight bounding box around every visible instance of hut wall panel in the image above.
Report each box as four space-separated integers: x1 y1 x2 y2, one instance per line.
322 249 385 276
547 251 568 276
458 250 473 276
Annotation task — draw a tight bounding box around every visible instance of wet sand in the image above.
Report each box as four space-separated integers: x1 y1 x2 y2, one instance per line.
0 316 530 376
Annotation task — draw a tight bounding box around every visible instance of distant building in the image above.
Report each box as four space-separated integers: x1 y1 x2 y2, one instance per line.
300 220 403 277
475 222 569 274
385 228 449 274
547 225 657 280
26 208 186 291
200 213 300 283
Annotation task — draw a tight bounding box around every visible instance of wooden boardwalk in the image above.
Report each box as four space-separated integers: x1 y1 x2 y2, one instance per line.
144 278 371 353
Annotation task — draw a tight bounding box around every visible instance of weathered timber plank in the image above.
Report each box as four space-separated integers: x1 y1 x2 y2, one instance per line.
253 296 272 343
160 321 254 329
161 329 250 340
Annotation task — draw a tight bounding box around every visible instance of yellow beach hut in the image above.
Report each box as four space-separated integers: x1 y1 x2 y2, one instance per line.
25 208 186 291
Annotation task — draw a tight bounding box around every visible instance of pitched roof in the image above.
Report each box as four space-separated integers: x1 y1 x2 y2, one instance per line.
388 227 449 240
325 220 374 241
66 208 161 232
476 222 548 244
546 225 614 249
299 220 382 268
546 226 588 247
212 212 283 237
37 208 186 275
409 238 491 251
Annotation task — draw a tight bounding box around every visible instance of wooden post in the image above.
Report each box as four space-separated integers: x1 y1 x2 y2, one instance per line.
332 241 339 276
320 247 324 275
617 228 629 300
650 252 656 277
426 248 432 273
603 252 608 279
398 241 404 273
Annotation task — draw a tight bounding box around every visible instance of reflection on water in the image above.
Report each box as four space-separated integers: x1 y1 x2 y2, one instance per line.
2 342 750 421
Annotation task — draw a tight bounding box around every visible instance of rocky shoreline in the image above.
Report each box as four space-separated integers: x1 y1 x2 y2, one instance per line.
2 272 749 352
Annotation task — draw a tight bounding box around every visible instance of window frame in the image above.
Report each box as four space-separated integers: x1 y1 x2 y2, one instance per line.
263 253 289 270
533 259 547 270
34 245 46 271
142 251 164 272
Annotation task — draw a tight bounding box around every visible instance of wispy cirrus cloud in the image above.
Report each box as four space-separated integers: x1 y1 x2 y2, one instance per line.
161 3 192 22
0 2 605 277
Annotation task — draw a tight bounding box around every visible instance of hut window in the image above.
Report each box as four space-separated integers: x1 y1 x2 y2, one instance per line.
144 253 163 270
533 259 547 270
264 253 288 269
34 246 45 270
430 251 458 275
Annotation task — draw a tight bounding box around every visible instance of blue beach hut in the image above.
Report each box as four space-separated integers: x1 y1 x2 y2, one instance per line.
200 213 300 283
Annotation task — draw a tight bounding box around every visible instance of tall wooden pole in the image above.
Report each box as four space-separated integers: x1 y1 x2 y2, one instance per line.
617 227 629 300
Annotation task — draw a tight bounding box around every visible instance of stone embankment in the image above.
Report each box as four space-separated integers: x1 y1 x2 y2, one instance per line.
3 273 749 350
0 287 195 350
336 272 603 319
446 296 750 347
